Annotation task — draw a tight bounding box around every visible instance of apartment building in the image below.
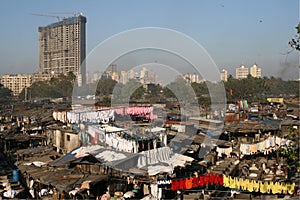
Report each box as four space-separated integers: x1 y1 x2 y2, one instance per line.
31 73 59 83
220 69 228 82
183 73 200 83
38 15 87 86
235 65 249 79
0 74 32 96
250 64 262 78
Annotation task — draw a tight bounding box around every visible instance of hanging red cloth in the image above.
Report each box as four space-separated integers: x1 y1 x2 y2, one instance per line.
199 176 205 187
192 177 199 188
185 178 193 189
179 179 186 190
170 180 180 191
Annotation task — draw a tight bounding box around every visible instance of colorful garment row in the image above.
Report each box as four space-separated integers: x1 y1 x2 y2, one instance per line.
66 109 115 124
157 179 172 185
223 175 295 195
237 100 248 109
240 136 290 156
216 146 232 157
170 173 223 191
114 106 153 115
168 173 295 195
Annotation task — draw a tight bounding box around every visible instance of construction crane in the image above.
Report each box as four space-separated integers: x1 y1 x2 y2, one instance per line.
48 11 83 16
31 13 66 21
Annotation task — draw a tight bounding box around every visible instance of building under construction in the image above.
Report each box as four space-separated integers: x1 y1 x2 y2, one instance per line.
38 14 87 86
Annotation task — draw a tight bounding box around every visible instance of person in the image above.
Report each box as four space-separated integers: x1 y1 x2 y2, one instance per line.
3 185 16 199
175 190 183 200
52 188 58 200
29 177 35 198
39 188 48 197
33 178 41 199
3 189 16 199
101 192 110 200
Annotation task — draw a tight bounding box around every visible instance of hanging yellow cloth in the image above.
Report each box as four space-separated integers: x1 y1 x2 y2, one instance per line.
281 182 288 194
223 175 230 187
267 181 272 194
287 182 295 195
252 180 259 192
247 180 254 192
272 182 280 194
234 177 240 190
268 182 275 194
240 179 248 190
260 181 268 193
228 176 235 189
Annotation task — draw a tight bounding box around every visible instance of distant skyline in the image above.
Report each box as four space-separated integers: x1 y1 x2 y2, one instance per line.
0 0 299 80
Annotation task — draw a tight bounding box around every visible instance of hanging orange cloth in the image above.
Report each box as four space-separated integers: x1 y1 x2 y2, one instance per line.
185 178 193 189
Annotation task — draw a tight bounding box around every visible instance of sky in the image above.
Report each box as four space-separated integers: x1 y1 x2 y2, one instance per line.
0 0 299 80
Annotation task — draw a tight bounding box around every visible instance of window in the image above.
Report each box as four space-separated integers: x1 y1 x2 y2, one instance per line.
67 135 70 141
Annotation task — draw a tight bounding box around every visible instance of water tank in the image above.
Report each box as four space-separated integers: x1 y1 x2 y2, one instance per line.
12 169 19 182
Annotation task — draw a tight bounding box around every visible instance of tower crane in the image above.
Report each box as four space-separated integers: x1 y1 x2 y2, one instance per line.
30 13 66 21
48 11 83 16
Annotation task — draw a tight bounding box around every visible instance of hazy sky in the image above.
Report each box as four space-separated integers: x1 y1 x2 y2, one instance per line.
0 0 299 80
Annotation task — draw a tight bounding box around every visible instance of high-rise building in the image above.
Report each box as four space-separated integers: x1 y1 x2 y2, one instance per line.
86 71 91 84
106 64 117 77
250 64 262 78
120 70 127 84
0 74 32 96
220 69 228 82
235 65 249 79
38 15 87 86
140 67 148 79
127 69 137 80
92 71 102 83
148 70 157 84
183 73 199 83
111 72 119 82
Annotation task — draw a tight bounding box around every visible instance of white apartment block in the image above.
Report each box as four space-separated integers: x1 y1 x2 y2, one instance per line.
250 64 262 78
183 73 199 83
111 72 119 82
119 70 128 84
235 65 249 79
220 69 228 82
0 74 32 96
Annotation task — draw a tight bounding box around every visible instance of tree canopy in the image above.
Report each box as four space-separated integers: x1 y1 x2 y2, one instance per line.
0 83 12 98
19 73 299 106
289 22 300 51
19 73 75 99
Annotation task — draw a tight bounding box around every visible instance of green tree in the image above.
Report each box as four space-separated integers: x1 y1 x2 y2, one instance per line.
164 76 196 104
19 73 75 99
0 84 11 98
122 80 144 100
131 86 145 100
143 84 164 101
96 79 117 96
289 22 300 51
191 82 209 97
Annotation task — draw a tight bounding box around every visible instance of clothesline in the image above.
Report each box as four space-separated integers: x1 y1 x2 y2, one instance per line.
114 107 153 116
240 136 291 157
157 173 295 195
223 174 295 195
54 106 157 124
87 125 166 153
